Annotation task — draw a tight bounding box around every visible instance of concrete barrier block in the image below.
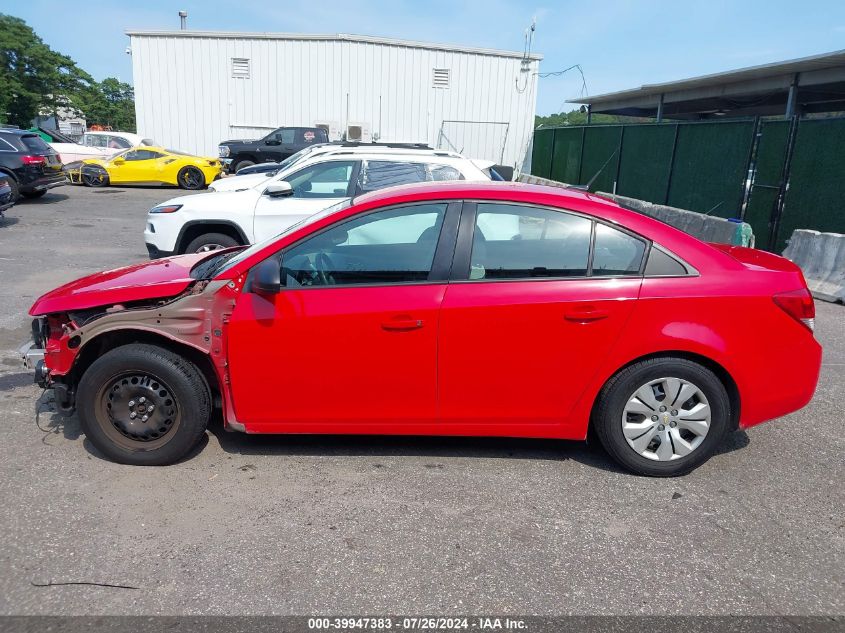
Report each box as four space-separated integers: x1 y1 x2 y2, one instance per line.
515 176 754 247
783 229 845 304
597 193 749 246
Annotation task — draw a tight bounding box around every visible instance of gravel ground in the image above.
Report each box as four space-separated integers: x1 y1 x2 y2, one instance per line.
0 186 842 616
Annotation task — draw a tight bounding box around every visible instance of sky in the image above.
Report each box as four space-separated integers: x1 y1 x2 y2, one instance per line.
6 0 845 115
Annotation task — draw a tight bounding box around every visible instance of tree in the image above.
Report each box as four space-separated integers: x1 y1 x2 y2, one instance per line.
535 109 628 128
0 13 94 127
76 78 136 132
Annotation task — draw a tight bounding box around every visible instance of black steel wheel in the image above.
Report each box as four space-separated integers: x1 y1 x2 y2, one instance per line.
96 372 180 448
177 166 205 190
77 344 211 465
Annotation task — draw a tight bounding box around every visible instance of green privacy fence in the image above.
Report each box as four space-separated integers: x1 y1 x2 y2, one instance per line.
532 118 845 251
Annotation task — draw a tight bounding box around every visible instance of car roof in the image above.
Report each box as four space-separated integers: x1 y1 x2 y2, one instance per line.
305 143 465 159
0 129 37 137
86 131 143 141
353 180 601 206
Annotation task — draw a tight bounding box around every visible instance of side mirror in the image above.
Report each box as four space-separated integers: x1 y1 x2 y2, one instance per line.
113 157 125 165
265 139 281 146
251 259 281 294
265 181 293 198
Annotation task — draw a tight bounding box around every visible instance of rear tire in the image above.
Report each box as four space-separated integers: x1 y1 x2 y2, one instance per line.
21 189 47 199
593 357 731 477
5 177 20 201
177 166 205 190
76 344 211 466
184 232 240 254
232 158 255 173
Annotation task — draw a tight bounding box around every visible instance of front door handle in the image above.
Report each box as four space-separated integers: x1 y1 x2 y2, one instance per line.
564 308 610 322
382 318 424 331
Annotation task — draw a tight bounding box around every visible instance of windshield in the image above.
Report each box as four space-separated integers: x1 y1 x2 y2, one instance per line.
212 199 353 276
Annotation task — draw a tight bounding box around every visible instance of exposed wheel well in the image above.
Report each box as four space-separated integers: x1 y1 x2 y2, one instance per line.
177 223 246 254
68 329 221 406
0 168 17 182
591 351 741 431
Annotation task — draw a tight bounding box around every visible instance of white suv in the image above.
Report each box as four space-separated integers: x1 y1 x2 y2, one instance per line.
144 146 489 257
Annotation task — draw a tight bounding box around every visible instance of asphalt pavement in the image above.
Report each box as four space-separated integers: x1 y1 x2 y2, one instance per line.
0 185 842 615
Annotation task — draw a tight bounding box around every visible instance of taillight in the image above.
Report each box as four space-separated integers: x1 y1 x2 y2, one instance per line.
21 155 46 166
773 288 815 333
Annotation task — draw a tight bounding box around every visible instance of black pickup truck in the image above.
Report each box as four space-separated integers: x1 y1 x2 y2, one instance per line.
217 126 329 173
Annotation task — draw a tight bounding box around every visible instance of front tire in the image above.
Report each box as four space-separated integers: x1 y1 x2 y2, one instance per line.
82 171 109 187
184 232 240 254
593 358 731 477
76 344 211 465
177 166 205 190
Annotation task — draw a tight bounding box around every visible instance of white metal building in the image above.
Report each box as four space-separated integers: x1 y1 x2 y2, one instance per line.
126 31 541 169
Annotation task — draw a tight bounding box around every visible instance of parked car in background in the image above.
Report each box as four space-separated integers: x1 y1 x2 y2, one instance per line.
231 161 286 177
218 126 329 173
81 131 155 151
23 182 821 474
212 143 420 193
0 178 15 216
146 145 490 256
65 147 223 190
0 129 66 201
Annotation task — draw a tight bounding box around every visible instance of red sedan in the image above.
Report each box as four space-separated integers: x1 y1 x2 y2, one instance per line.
24 182 821 476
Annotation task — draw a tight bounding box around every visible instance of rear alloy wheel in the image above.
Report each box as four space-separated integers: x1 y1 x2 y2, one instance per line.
77 344 211 465
593 358 730 477
177 166 205 190
184 232 239 254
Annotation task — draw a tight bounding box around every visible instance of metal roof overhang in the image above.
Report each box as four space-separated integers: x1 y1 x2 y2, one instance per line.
567 50 845 119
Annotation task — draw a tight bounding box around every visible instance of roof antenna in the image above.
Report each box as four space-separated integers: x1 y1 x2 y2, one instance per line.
568 150 617 192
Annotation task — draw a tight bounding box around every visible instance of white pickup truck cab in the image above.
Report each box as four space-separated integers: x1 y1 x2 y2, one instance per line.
144 145 490 257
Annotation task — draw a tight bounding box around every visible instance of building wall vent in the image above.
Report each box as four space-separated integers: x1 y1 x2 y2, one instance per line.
232 58 250 79
432 68 450 89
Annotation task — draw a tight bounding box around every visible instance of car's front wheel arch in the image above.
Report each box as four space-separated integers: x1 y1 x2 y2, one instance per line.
67 328 221 410
176 221 247 254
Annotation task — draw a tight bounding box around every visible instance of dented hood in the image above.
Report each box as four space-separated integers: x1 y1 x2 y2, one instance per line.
29 253 212 315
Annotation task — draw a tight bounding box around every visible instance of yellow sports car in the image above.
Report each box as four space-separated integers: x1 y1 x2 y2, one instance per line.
66 147 223 190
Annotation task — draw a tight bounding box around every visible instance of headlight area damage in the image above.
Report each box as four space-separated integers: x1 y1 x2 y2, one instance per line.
28 278 243 430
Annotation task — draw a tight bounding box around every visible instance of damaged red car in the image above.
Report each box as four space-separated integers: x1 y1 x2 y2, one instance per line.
22 182 821 476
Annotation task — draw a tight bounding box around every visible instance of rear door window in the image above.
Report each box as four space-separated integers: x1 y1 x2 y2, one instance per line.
591 224 647 276
359 161 429 193
471 203 593 279
429 164 464 181
298 129 323 144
